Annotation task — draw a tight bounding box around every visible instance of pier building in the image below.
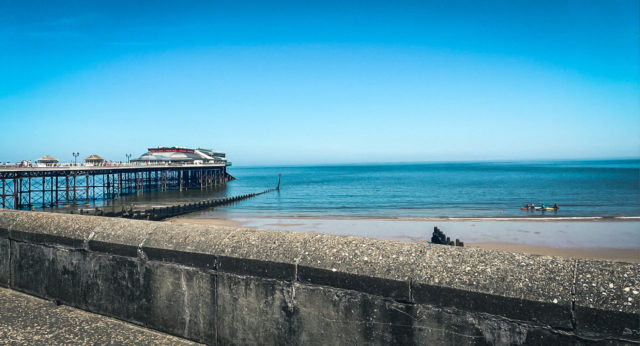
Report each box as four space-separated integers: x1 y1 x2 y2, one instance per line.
132 146 230 166
35 155 59 166
84 154 105 165
197 148 229 165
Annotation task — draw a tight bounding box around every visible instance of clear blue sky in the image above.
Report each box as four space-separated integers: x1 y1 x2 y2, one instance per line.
0 0 638 165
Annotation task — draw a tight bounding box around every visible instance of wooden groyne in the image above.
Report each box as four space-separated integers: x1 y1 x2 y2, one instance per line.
71 188 277 221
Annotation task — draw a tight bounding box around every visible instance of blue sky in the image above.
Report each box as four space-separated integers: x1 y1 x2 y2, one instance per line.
0 1 638 165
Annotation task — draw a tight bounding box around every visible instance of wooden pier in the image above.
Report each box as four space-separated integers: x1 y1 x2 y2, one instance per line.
0 164 232 210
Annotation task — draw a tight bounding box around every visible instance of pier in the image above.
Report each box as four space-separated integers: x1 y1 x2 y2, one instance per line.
0 163 232 210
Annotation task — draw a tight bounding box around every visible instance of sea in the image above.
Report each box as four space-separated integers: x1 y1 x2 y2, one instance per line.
199 159 640 219
53 159 640 219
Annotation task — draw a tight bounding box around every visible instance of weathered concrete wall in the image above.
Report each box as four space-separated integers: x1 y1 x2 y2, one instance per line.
0 209 638 345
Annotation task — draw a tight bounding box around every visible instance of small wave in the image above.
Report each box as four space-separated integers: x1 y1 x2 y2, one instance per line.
398 216 640 221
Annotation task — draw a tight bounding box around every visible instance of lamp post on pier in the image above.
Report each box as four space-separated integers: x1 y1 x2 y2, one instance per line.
72 152 79 165
126 154 132 164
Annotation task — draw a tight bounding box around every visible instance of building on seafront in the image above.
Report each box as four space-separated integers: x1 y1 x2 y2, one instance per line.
131 146 230 166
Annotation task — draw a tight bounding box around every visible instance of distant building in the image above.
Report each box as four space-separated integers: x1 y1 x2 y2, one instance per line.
36 155 59 166
132 146 230 165
85 154 105 165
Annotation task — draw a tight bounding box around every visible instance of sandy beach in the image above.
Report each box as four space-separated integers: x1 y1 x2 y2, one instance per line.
166 216 640 263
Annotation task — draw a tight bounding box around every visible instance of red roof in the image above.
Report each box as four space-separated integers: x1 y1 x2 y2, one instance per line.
148 147 195 154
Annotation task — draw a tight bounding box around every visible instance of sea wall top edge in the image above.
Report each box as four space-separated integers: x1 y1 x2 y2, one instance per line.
1 209 638 317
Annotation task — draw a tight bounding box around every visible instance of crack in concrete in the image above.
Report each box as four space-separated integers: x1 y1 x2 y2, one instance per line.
295 304 486 339
84 231 95 252
409 277 413 302
283 285 296 313
180 270 190 338
220 227 240 245
571 260 578 330
136 227 152 289
289 257 300 310
7 238 12 289
213 271 218 345
389 304 418 321
2 220 14 290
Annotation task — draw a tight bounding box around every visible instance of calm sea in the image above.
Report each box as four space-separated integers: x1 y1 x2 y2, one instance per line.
60 159 639 218
205 159 640 218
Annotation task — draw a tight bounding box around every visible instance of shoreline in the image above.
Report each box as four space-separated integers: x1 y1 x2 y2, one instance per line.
186 214 640 222
167 215 640 263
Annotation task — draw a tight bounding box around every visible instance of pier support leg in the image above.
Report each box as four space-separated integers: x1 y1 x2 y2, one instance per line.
86 174 89 204
55 176 59 206
13 178 19 209
73 175 77 205
50 176 54 207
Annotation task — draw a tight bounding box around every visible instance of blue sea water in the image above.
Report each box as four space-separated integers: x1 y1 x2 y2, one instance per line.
207 159 640 218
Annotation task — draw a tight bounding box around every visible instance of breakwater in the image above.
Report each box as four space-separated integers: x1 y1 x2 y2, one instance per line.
72 188 277 221
0 210 638 345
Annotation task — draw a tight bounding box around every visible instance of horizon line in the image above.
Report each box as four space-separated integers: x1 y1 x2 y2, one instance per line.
230 157 640 168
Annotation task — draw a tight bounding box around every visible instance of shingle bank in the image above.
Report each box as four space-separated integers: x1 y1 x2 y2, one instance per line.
0 209 637 345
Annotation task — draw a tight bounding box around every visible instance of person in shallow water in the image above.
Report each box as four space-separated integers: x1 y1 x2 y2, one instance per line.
554 203 559 210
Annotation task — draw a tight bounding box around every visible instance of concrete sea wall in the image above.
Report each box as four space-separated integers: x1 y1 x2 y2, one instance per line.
0 209 638 345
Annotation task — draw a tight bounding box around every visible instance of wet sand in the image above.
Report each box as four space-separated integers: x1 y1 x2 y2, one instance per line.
165 217 241 228
168 216 640 263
